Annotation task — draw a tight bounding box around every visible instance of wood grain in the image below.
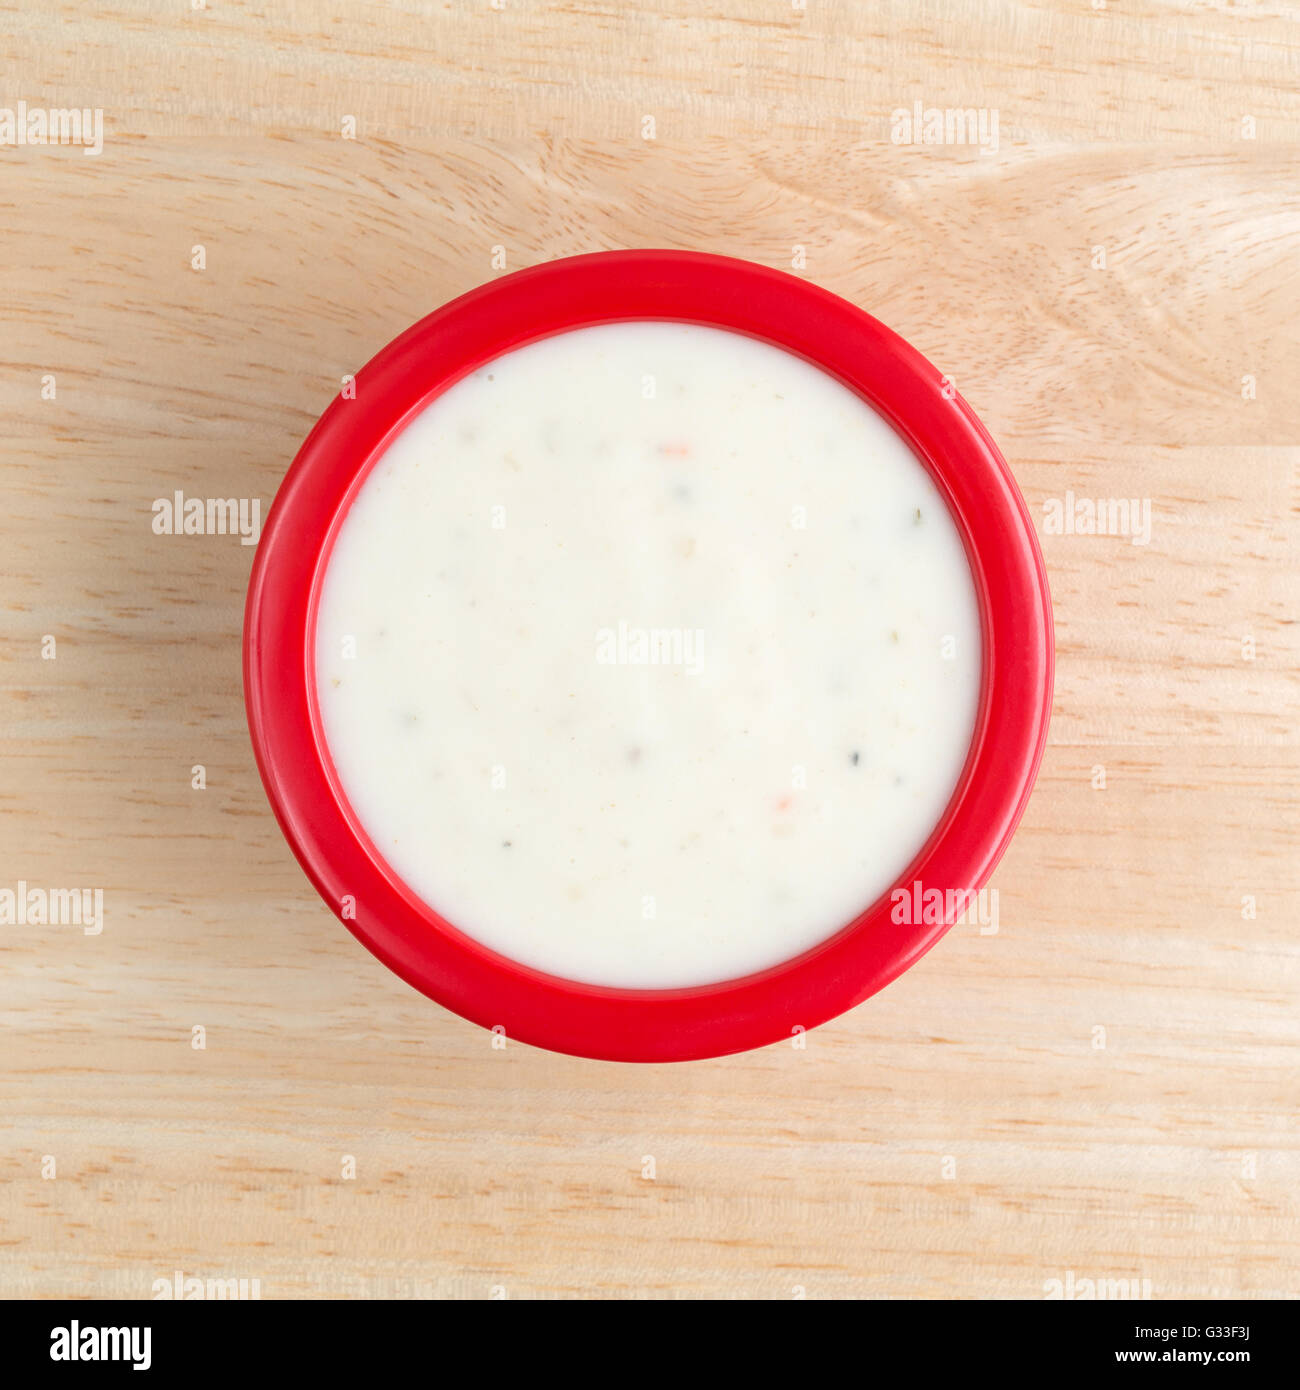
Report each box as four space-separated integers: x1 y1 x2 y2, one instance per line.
1 2 1298 1300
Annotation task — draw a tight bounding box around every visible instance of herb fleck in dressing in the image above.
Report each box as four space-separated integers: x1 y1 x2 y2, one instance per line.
316 322 980 989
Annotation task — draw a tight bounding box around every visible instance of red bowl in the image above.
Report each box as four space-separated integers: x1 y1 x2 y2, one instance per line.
244 249 1053 1062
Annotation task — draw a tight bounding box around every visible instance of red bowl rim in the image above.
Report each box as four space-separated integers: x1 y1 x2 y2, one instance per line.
243 249 1053 1063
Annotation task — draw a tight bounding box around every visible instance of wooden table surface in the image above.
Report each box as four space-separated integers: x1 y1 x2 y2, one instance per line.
3 2 1298 1300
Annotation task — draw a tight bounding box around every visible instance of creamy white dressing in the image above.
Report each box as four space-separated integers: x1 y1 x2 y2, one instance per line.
315 322 981 989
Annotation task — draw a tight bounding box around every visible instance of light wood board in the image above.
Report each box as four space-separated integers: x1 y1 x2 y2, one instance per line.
1 1 1298 1299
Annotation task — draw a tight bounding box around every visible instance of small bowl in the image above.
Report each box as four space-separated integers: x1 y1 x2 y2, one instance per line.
244 250 1053 1062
